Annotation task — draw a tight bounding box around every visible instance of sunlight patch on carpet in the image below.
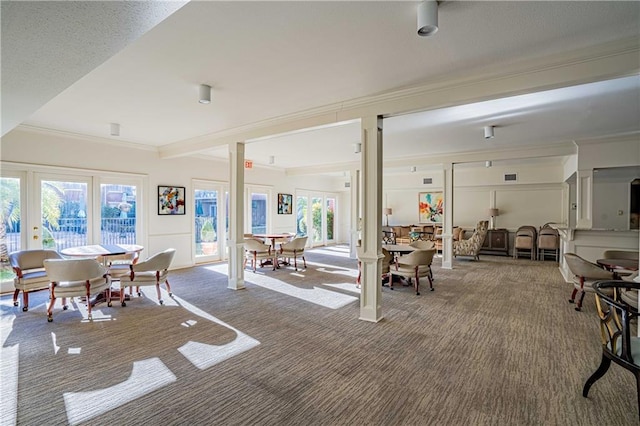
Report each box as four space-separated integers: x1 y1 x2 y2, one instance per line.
159 292 261 370
206 263 358 309
0 309 18 426
63 357 176 426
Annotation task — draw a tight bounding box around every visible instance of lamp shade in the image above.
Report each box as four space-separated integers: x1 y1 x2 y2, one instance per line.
384 208 393 216
488 208 499 217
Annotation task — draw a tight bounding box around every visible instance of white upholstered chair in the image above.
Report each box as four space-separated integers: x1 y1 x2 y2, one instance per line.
390 248 436 295
118 248 176 306
564 253 615 311
277 236 308 271
43 257 111 322
244 238 276 272
9 249 63 311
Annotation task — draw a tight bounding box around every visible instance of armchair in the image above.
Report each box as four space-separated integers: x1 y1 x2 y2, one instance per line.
390 248 436 295
118 248 176 306
9 249 63 311
564 253 615 311
243 238 276 272
277 236 308 271
452 221 489 260
356 247 393 288
582 280 639 420
43 258 111 322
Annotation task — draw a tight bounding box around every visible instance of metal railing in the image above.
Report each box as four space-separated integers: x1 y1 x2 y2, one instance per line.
3 218 137 253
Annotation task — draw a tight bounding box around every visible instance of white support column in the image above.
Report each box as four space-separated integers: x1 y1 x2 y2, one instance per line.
576 169 593 229
359 116 383 323
228 142 246 290
441 163 453 269
349 168 360 259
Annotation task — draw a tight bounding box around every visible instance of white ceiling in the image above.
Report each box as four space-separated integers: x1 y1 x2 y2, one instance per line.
4 1 640 171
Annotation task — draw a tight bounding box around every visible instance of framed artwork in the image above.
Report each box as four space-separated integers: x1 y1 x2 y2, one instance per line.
158 186 186 215
418 192 443 223
277 193 292 214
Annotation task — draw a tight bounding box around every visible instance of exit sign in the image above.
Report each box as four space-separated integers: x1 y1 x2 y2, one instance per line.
244 160 253 169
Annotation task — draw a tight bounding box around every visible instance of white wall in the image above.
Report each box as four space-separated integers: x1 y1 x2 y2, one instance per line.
383 161 566 233
1 128 342 268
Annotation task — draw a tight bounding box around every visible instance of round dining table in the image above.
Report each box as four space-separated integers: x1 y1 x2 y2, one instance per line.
60 244 144 305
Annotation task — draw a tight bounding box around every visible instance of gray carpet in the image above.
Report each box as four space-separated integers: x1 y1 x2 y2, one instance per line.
1 246 636 425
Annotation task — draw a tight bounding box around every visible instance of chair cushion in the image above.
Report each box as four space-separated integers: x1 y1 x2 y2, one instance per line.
50 277 111 298
120 270 169 285
13 270 50 290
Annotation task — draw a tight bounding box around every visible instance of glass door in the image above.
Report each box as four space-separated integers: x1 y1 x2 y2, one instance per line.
35 174 92 251
194 181 226 263
0 174 24 292
99 181 139 245
249 189 269 234
296 191 338 247
326 197 336 243
296 196 308 237
311 196 323 246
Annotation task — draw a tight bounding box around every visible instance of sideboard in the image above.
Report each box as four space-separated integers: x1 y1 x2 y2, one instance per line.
480 229 509 256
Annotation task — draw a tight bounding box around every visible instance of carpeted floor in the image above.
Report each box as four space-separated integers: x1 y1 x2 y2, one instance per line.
1 246 636 425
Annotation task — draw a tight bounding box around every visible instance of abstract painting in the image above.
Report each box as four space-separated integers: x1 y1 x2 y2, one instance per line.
158 186 186 215
418 192 443 223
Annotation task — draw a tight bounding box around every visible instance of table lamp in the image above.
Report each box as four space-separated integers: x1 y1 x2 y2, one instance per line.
384 208 393 226
488 208 499 229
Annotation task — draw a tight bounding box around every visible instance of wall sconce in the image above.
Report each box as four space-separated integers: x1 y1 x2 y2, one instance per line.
384 208 393 226
488 208 500 229
199 84 211 104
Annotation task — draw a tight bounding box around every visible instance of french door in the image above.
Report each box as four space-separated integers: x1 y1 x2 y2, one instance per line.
296 191 337 247
193 180 226 263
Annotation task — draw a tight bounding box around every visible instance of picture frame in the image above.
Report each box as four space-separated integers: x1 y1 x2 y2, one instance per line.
158 185 186 215
277 193 292 215
418 192 443 223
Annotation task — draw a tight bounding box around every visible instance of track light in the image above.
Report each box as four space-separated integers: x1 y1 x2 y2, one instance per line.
199 84 211 104
410 166 417 173
110 123 120 137
268 155 275 165
485 160 492 168
354 143 362 154
417 0 439 37
484 126 495 139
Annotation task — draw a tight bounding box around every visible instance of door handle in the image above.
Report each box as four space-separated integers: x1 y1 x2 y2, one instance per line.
33 235 39 240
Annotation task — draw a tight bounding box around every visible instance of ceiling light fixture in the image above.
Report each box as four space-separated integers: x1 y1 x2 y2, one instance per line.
417 0 439 37
485 160 492 168
484 125 495 139
110 122 120 137
354 143 362 154
268 155 275 165
199 84 211 104
410 166 417 173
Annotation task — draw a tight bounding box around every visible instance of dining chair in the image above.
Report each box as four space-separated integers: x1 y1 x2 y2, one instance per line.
564 253 615 311
277 236 308 271
43 257 111 322
356 247 393 288
243 238 276 272
9 249 63 311
583 279 639 420
118 248 176 306
390 248 436 295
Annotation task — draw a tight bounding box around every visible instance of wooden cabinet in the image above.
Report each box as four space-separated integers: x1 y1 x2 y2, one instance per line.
480 229 509 256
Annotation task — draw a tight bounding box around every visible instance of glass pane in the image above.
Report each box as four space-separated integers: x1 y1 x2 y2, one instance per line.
296 196 307 236
1 177 21 284
195 189 218 256
311 197 323 243
42 180 88 250
251 192 267 234
100 184 137 245
326 198 335 241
